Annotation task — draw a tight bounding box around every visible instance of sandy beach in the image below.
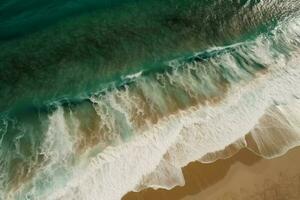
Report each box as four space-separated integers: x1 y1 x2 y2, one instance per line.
123 146 300 200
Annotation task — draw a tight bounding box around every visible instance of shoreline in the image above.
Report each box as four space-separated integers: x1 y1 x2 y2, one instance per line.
123 146 300 200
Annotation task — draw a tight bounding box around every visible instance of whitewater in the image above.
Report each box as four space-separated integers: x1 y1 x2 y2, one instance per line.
1 1 300 199
0 11 298 200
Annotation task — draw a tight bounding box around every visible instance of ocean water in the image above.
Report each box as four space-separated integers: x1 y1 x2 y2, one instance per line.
0 0 300 199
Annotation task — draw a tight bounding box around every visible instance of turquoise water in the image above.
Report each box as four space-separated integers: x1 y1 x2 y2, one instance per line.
0 0 283 114
0 0 300 199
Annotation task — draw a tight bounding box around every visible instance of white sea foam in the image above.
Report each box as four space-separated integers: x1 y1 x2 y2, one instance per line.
45 52 300 200
124 71 143 80
9 16 300 200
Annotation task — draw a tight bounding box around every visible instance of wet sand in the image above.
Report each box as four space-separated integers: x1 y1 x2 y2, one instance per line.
123 146 300 200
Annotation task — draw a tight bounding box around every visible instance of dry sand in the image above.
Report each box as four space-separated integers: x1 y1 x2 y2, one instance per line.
123 146 300 200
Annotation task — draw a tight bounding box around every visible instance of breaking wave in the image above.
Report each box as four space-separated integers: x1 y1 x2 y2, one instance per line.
0 1 300 200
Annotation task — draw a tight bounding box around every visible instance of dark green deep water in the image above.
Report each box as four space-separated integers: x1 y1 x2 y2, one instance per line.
0 0 300 199
0 0 286 115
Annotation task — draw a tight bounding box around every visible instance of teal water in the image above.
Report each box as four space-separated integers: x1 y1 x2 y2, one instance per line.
0 0 300 199
0 0 286 114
